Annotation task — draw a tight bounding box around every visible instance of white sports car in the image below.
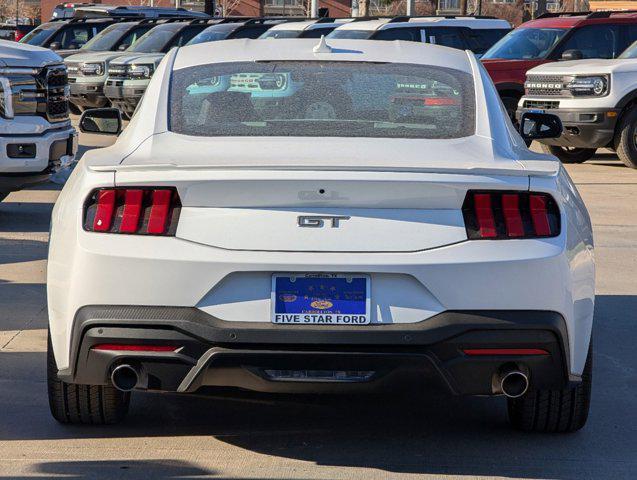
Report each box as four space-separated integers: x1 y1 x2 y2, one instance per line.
47 38 595 432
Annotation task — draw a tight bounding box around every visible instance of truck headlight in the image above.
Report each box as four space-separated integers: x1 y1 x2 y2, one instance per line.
567 76 609 97
80 63 104 76
128 64 153 79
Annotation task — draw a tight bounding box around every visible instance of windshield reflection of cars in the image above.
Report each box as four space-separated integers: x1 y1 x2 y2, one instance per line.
80 24 127 51
327 29 372 40
127 28 175 53
620 40 637 58
260 30 301 39
187 28 232 45
171 61 475 140
482 28 567 60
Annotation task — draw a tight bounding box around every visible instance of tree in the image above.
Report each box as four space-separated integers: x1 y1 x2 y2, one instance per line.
0 0 41 25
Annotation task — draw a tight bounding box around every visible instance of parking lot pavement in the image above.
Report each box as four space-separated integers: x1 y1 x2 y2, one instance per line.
0 138 635 479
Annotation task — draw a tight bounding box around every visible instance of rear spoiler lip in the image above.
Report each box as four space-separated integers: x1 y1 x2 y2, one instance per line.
89 163 554 178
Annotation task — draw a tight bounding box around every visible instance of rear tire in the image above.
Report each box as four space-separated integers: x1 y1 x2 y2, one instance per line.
47 332 130 424
541 144 596 164
615 106 637 168
507 339 592 433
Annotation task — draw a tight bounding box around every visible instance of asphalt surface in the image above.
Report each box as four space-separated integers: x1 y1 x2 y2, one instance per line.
0 133 636 479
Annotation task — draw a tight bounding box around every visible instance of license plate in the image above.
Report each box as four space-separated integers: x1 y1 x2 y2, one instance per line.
271 273 370 325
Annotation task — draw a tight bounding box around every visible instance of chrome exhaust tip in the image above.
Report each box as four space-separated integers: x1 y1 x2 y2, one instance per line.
500 370 530 399
110 364 139 392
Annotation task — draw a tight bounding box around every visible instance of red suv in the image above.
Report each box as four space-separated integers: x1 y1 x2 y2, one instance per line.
481 11 637 119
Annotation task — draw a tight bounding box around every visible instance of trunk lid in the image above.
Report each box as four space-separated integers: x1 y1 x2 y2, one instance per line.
97 133 553 253
112 168 530 253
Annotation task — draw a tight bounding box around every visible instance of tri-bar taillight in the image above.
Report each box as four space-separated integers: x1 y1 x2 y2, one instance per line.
84 188 181 235
462 191 560 240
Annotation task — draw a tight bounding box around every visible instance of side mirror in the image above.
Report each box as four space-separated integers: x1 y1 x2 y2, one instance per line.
519 112 562 141
49 41 61 50
79 108 122 135
561 49 583 61
117 43 129 51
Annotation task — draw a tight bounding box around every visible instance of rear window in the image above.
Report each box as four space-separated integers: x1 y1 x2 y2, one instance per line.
169 61 475 139
327 29 373 40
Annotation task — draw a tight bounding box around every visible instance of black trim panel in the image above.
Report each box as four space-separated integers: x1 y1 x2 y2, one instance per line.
58 306 573 395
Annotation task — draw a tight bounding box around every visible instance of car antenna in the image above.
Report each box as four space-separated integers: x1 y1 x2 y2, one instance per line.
313 35 332 53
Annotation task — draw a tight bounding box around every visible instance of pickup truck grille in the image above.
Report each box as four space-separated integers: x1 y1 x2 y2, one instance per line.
45 66 70 121
525 75 572 97
523 99 560 110
2 64 69 122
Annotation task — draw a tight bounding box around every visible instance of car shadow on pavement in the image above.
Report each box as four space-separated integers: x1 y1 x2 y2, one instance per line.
0 200 55 233
0 295 635 479
5 460 218 479
0 239 49 266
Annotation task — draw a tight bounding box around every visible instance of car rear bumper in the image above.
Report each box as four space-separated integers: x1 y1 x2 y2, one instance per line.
517 105 618 149
59 306 572 395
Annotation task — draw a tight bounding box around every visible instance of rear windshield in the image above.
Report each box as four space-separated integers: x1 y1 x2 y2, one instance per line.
169 61 475 139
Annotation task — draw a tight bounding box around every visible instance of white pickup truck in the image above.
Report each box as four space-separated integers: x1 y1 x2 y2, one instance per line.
0 40 77 201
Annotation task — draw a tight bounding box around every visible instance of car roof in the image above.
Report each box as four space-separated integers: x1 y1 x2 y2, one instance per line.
41 17 120 28
267 18 355 32
173 37 473 72
521 10 637 29
334 16 511 32
73 5 210 18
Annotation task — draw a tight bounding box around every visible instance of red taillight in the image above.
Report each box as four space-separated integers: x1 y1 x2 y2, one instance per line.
422 97 459 106
147 189 173 234
501 194 524 237
84 187 181 235
463 348 549 356
93 189 116 232
462 191 560 240
119 189 144 233
530 194 551 236
473 193 497 238
92 344 179 352
14 31 26 42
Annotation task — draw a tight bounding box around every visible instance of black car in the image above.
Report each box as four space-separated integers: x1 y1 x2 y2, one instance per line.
62 18 168 55
186 18 300 44
19 18 121 56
